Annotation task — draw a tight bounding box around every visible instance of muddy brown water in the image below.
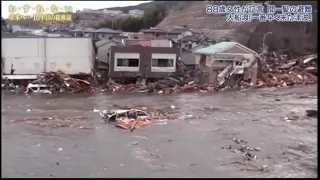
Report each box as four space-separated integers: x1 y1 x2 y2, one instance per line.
1 85 318 178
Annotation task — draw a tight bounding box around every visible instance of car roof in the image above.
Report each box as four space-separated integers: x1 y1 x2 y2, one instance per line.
113 109 147 113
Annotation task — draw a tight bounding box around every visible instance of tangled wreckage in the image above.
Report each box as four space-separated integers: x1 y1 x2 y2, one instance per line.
1 37 317 94
99 104 179 131
2 54 318 94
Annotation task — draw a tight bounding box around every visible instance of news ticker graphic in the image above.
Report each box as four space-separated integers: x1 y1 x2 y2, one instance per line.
206 4 313 22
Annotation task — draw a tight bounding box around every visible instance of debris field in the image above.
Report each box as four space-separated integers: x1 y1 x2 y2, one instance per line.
2 54 317 95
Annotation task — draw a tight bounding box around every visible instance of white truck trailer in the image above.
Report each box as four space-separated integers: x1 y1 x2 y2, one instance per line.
1 37 96 80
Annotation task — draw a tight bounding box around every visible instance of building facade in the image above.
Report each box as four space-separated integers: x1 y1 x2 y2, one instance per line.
109 46 180 79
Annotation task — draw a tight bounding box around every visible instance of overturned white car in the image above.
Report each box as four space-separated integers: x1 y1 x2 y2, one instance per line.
99 109 150 122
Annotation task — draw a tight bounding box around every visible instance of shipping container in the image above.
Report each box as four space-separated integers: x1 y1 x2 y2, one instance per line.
1 37 95 79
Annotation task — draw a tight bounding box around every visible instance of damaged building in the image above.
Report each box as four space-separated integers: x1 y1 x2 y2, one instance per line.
109 46 180 81
1 37 96 81
193 41 258 86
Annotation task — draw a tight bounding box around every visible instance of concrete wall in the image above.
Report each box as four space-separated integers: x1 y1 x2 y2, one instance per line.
150 39 171 47
45 38 94 74
219 44 257 66
211 59 233 68
97 41 117 63
110 46 180 78
195 53 256 69
168 34 179 39
2 37 94 75
2 38 45 75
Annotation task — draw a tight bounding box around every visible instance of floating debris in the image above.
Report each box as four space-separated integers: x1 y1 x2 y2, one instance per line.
99 104 179 131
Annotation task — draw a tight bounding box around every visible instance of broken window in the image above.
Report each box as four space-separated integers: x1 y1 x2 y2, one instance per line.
235 61 242 66
199 55 206 66
117 58 139 67
136 110 148 116
116 112 127 119
152 59 174 67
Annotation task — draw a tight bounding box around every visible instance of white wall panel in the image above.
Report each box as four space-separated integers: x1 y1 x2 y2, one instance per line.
1 38 93 75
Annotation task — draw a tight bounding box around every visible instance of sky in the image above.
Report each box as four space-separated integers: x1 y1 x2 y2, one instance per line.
1 1 149 18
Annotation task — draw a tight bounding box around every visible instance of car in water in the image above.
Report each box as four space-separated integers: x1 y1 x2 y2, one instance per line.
99 109 150 122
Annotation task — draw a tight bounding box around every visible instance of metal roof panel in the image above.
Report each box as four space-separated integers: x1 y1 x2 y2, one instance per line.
193 41 237 55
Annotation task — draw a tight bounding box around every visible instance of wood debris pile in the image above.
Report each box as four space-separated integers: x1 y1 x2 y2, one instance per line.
25 70 100 94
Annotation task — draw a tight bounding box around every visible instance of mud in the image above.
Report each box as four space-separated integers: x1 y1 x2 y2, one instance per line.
1 85 317 178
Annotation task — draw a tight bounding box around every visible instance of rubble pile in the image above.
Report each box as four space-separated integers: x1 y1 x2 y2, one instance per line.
257 54 317 88
104 76 218 94
25 71 100 94
3 54 317 95
2 77 17 90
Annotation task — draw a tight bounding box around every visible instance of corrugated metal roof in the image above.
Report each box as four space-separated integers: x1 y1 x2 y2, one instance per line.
95 39 122 47
127 40 151 47
193 41 237 55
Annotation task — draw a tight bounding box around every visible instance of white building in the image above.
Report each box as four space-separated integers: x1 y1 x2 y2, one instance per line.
128 9 144 16
102 9 123 14
82 8 94 12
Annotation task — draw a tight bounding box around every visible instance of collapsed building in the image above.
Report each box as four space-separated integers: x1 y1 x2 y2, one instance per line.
193 42 258 86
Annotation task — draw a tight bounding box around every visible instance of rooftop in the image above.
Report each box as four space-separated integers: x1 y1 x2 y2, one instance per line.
193 42 237 55
168 28 190 34
70 28 121 34
95 39 122 47
126 40 151 47
95 28 121 34
140 28 167 34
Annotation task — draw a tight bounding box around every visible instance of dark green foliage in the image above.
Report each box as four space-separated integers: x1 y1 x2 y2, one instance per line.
97 5 167 32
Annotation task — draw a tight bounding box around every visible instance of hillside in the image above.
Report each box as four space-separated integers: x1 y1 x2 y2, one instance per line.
156 1 318 56
103 1 195 13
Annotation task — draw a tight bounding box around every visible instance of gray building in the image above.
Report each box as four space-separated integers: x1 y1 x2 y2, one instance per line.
109 46 180 79
181 52 196 71
96 39 123 63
